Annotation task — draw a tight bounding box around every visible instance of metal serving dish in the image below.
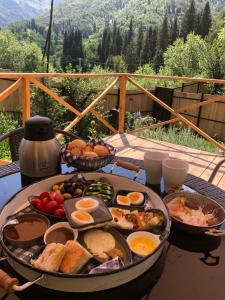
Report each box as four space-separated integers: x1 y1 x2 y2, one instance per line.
163 192 225 235
0 173 171 294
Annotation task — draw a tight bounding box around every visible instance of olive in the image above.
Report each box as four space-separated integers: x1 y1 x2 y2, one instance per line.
75 188 83 194
59 183 64 191
63 193 72 199
52 184 59 191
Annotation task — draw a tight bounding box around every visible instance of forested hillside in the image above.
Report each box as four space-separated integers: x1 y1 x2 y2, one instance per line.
39 0 225 36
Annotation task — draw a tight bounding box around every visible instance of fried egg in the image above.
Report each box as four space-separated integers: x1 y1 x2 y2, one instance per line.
116 195 130 206
127 192 144 205
71 210 94 225
75 198 99 213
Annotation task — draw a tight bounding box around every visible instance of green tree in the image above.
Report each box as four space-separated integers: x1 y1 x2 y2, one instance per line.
0 30 42 72
180 0 197 40
163 33 207 77
140 27 151 65
150 27 157 61
199 2 212 38
136 24 143 64
170 17 179 44
157 15 170 51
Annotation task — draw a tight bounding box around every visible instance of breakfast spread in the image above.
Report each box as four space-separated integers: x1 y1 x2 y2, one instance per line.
2 170 168 277
167 196 219 227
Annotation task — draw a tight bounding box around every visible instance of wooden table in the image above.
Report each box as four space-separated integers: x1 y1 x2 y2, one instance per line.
0 164 224 300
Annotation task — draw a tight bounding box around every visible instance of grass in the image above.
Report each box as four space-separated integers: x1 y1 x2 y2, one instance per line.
134 125 224 154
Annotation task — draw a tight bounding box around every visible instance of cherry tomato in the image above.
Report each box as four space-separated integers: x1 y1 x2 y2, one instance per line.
54 208 65 216
39 192 50 200
45 200 58 213
31 198 41 207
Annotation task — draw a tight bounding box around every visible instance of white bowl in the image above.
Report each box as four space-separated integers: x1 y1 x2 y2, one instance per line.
126 231 160 257
44 222 78 244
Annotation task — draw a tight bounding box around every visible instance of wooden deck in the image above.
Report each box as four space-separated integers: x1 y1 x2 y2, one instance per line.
104 133 225 191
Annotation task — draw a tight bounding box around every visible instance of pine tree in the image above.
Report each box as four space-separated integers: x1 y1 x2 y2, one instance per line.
170 17 179 44
140 27 152 65
136 24 144 64
100 27 111 64
115 27 123 55
195 12 201 35
199 2 212 38
157 15 170 51
61 28 84 70
128 18 134 43
180 0 197 40
150 27 157 61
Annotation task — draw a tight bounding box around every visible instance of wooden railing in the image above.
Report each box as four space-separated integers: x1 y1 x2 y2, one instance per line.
0 72 225 153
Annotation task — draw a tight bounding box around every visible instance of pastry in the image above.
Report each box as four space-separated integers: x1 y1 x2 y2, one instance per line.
94 145 109 156
68 139 87 150
31 243 66 272
70 147 82 157
59 240 92 274
83 145 94 152
83 151 98 158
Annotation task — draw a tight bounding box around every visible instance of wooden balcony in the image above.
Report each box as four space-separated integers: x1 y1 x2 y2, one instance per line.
0 72 224 189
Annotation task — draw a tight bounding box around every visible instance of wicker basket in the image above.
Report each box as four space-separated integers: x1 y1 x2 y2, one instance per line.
61 139 116 171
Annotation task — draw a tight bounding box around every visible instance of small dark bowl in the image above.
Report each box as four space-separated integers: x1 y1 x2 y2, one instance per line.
28 195 67 222
3 213 50 248
61 139 116 171
163 192 225 235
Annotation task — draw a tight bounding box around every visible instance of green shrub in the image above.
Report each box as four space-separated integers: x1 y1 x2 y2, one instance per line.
0 113 20 160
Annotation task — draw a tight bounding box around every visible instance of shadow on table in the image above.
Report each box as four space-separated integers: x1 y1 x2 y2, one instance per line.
1 247 168 300
168 225 221 266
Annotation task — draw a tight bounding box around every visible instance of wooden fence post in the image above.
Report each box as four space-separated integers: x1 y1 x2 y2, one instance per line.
118 75 127 133
22 78 30 126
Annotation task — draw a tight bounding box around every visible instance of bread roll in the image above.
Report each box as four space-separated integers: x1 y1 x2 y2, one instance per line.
68 139 87 150
31 243 66 272
59 240 92 274
83 151 98 158
94 145 109 156
84 145 94 152
70 147 82 157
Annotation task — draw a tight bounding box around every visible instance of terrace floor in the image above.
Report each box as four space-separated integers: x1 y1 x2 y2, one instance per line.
104 133 225 191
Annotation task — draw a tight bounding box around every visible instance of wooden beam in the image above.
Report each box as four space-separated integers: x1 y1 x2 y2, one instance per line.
0 73 225 85
80 78 119 117
127 76 225 152
90 109 117 133
174 94 225 114
118 75 127 133
63 78 118 133
30 77 81 116
22 78 30 126
130 94 225 134
0 78 22 103
128 118 179 133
